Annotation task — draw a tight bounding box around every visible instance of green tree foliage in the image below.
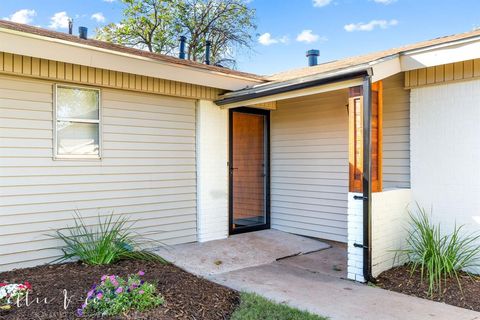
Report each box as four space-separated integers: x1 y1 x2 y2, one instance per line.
96 0 257 67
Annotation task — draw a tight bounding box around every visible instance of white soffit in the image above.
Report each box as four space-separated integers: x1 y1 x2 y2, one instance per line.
0 28 263 91
400 37 480 71
370 56 402 82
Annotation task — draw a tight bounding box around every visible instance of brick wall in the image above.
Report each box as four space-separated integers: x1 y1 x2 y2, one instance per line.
348 190 412 282
347 192 365 282
371 189 412 277
411 79 480 274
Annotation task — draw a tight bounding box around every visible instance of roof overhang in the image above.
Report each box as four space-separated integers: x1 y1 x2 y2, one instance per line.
0 27 264 91
401 34 480 71
215 54 403 108
216 34 480 108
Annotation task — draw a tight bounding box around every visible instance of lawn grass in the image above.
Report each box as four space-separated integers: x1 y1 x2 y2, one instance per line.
231 292 328 320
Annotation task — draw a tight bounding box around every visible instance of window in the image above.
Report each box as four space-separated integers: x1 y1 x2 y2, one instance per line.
54 85 101 159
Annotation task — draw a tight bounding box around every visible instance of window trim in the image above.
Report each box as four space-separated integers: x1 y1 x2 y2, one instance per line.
53 84 102 160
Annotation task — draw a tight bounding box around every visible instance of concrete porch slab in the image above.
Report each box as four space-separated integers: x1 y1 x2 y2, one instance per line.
154 229 330 275
277 240 348 278
156 229 480 320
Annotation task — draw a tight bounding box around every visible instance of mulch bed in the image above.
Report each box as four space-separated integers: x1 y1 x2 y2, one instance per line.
0 260 239 320
376 265 480 312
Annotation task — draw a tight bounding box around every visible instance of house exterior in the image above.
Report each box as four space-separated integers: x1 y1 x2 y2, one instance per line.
0 20 479 282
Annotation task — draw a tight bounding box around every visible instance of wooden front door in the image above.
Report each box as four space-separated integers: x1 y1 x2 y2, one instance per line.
229 108 270 234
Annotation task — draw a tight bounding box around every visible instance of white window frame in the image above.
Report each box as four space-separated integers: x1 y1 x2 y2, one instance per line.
53 84 102 160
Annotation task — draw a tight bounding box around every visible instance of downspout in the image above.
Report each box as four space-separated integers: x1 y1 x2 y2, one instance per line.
361 73 375 283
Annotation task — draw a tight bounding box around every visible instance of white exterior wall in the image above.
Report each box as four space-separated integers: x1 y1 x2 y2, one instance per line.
371 189 412 276
411 79 480 272
347 192 365 282
270 90 349 243
0 74 198 271
347 190 412 281
196 100 229 242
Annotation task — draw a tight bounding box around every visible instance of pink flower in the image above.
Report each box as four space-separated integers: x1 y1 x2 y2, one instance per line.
115 287 123 294
139 290 144 295
87 290 94 298
96 293 103 300
138 271 145 276
101 275 108 281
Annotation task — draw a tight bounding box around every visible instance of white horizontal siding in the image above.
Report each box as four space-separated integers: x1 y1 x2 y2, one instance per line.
0 74 197 271
382 73 411 189
271 90 349 242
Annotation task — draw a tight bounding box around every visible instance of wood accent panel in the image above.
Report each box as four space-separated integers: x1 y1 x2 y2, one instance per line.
232 112 265 225
405 58 480 88
374 81 383 192
0 52 222 100
348 82 382 193
251 101 277 110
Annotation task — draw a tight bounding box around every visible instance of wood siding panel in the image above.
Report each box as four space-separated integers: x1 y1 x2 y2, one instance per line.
406 59 480 88
0 51 221 101
271 89 349 242
0 74 197 271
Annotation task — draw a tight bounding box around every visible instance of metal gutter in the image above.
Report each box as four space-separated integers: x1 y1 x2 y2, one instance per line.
215 66 372 106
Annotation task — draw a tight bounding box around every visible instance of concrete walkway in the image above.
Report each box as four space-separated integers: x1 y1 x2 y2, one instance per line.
211 262 479 320
156 230 480 320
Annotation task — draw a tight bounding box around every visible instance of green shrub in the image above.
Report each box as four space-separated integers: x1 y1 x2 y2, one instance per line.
400 204 480 296
77 271 164 317
52 212 166 265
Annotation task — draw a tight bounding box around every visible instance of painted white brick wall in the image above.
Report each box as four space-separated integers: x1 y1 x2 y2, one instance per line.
371 189 412 277
348 190 412 281
347 192 365 282
196 100 229 242
411 80 480 273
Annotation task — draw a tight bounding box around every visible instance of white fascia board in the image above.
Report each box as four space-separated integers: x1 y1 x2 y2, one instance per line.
0 28 263 91
220 78 362 109
400 37 480 71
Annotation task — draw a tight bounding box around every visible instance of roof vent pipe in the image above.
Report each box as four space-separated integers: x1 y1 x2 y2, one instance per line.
68 19 73 35
79 26 88 40
179 36 187 59
205 40 211 65
306 49 320 67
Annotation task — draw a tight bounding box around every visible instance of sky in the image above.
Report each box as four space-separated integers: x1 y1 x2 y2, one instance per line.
1 0 480 75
